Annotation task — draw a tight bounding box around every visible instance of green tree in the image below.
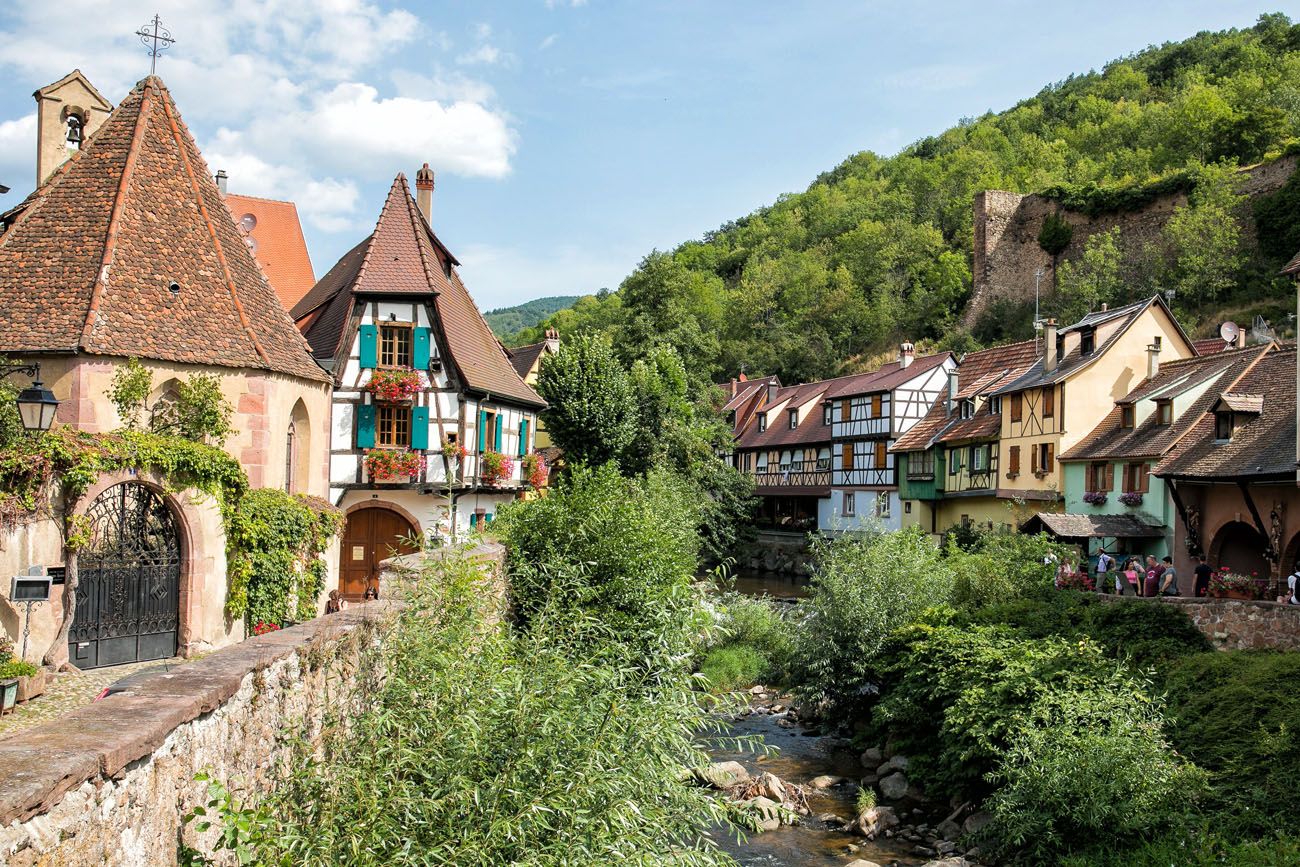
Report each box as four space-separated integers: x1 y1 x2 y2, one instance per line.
1052 226 1125 323
149 373 233 445
1163 164 1246 308
535 334 638 467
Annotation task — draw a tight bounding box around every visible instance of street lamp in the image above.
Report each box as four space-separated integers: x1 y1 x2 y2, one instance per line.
2 365 60 432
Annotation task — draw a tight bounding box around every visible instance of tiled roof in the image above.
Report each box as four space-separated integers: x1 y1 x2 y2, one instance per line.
1218 393 1264 413
222 194 316 311
294 175 543 407
1155 345 1296 480
991 296 1191 396
1022 512 1166 539
823 351 951 399
736 382 832 451
1281 248 1300 276
723 377 779 413
1059 346 1267 462
508 341 547 379
0 77 327 382
1194 337 1232 355
892 339 1038 452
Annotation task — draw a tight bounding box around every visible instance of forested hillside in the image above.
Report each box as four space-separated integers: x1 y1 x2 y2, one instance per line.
518 15 1300 386
485 295 579 340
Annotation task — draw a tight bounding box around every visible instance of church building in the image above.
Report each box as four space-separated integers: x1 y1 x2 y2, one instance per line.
292 165 544 599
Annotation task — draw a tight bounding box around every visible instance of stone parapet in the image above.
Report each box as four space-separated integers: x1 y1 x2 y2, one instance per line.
1098 593 1300 651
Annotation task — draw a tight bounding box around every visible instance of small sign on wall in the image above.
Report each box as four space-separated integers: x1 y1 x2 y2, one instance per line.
352 546 366 561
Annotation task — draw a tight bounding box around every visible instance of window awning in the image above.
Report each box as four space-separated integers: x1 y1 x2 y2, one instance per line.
1020 512 1166 540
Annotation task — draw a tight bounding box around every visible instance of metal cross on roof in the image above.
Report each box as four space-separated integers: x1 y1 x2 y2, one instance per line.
135 14 176 76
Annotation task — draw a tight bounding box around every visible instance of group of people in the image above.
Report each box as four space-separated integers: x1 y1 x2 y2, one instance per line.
1095 550 1180 597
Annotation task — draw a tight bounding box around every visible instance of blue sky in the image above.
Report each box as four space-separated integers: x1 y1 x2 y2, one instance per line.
0 2 1281 311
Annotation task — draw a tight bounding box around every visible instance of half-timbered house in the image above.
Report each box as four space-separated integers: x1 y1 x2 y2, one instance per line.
732 380 832 530
292 169 544 598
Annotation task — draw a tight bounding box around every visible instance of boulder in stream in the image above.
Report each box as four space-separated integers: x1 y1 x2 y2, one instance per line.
694 761 750 789
743 796 785 832
752 771 786 802
853 804 899 839
845 860 884 867
860 745 884 770
878 771 909 801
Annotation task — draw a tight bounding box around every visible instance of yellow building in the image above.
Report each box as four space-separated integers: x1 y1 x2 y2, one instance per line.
508 328 560 449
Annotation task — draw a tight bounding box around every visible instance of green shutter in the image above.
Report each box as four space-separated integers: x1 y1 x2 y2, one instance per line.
410 406 429 450
413 327 431 370
518 419 529 457
469 512 478 528
494 416 503 452
358 324 378 368
356 404 376 449
477 408 486 452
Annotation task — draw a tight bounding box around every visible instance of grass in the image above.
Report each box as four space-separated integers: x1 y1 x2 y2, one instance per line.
699 644 767 692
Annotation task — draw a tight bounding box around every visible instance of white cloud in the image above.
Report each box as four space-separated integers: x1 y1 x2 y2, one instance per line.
0 114 36 192
539 34 559 50
457 44 501 66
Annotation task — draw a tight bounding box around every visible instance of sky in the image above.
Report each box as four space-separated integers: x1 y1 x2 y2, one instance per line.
0 1 1284 312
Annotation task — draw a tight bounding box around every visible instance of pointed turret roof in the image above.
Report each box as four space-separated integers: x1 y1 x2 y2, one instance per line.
294 174 544 407
0 76 328 381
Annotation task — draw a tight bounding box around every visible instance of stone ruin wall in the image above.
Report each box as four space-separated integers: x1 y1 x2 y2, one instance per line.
1101 593 1300 651
965 154 1299 326
0 543 506 867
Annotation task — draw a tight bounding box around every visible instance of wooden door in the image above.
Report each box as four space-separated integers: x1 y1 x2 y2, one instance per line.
340 508 419 600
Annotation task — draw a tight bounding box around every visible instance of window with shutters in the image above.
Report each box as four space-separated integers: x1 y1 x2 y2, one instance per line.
823 403 832 425
1042 386 1055 419
990 395 1002 414
949 448 961 474
379 323 413 368
841 443 854 470
1010 393 1023 422
874 441 887 468
1036 442 1053 475
481 410 499 452
376 404 411 448
1123 462 1149 493
1089 461 1112 491
871 394 882 417
971 444 987 471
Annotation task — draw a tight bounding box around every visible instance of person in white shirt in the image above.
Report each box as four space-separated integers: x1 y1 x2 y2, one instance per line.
1288 568 1300 605
1096 549 1115 593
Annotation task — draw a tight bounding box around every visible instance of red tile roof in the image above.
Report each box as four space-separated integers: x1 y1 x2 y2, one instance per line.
508 341 547 379
0 76 327 382
294 174 543 407
823 351 952 399
735 382 832 451
222 194 316 311
1193 337 1232 355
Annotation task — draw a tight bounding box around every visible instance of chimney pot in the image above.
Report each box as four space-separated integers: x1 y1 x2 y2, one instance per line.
215 169 228 196
899 341 915 369
1235 329 1247 349
1043 319 1059 373
1101 302 1108 312
415 162 435 224
1146 340 1162 379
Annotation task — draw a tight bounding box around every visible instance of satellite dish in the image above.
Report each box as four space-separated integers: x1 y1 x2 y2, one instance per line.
1219 321 1240 343
239 213 257 232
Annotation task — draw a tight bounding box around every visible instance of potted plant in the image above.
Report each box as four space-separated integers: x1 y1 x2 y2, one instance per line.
522 452 549 489
251 621 281 636
365 369 424 402
1 660 43 703
440 440 469 461
1118 491 1143 507
1208 569 1267 600
365 449 426 482
480 450 516 486
1082 491 1108 506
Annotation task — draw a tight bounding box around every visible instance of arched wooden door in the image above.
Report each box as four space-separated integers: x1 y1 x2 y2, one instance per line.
340 507 419 600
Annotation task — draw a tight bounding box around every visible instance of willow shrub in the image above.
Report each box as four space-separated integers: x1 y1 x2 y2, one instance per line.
186 549 737 867
790 526 954 719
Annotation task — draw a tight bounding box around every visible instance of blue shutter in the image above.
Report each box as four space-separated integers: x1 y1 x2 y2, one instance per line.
356 404 376 449
485 513 493 524
469 512 478 528
413 327 431 370
518 419 529 457
410 406 429 450
494 416 503 452
477 408 486 452
358 324 378 368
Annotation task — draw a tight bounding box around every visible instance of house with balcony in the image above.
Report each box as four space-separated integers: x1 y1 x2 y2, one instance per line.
893 340 1040 536
293 168 544 598
1052 342 1273 564
732 380 832 530
822 345 953 530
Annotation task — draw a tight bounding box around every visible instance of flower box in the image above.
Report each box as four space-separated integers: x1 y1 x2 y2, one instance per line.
16 669 45 703
440 440 469 461
365 369 424 402
1118 491 1144 507
1082 491 1108 506
522 452 549 488
1208 569 1267 600
480 450 516 486
365 449 425 482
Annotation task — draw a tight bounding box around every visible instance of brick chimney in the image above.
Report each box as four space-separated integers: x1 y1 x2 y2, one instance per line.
544 327 560 354
415 162 435 224
1043 319 1059 373
1147 336 1162 380
899 341 915 369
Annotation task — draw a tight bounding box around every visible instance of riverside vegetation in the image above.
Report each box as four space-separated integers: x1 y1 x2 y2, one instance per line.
701 525 1300 865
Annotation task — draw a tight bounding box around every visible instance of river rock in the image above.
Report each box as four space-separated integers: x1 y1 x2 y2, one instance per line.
937 819 962 840
860 746 884 769
750 684 767 695
745 796 784 832
878 771 909 801
921 859 970 867
809 774 844 789
877 754 910 775
815 812 845 826
694 761 750 789
846 861 884 867
753 771 786 802
853 804 899 839
963 810 993 836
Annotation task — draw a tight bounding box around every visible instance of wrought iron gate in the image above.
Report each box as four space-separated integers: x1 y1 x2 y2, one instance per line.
69 483 181 669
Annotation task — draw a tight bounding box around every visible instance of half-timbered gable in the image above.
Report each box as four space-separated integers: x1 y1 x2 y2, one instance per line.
732 381 831 532
293 172 543 597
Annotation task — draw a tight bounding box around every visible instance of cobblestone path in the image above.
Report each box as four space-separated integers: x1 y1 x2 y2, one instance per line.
0 656 187 740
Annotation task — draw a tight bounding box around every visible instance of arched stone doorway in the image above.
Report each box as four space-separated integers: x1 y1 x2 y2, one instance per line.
70 482 182 669
340 505 419 600
1209 520 1270 578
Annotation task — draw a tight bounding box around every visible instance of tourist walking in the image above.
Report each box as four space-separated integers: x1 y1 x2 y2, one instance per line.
1287 566 1300 605
1096 548 1114 592
1143 555 1162 597
1194 555 1213 597
1159 556 1179 596
1122 559 1142 596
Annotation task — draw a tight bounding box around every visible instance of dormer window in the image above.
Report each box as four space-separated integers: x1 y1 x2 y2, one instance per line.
1121 405 1135 429
990 396 1002 414
1214 411 1233 441
788 408 798 430
757 412 767 432
960 399 975 419
1156 400 1172 426
1080 327 1096 356
822 403 832 425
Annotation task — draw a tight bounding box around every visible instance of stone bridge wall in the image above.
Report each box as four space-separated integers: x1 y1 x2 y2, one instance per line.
0 542 505 866
1100 592 1300 651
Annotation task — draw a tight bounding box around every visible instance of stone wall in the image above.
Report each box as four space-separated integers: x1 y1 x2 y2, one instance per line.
739 530 815 576
1100 593 1300 651
965 155 1298 326
0 542 505 866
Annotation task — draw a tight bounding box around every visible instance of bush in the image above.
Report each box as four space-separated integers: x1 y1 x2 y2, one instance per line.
700 591 794 687
985 673 1207 863
946 530 1073 608
699 645 766 692
0 658 39 678
790 527 954 718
